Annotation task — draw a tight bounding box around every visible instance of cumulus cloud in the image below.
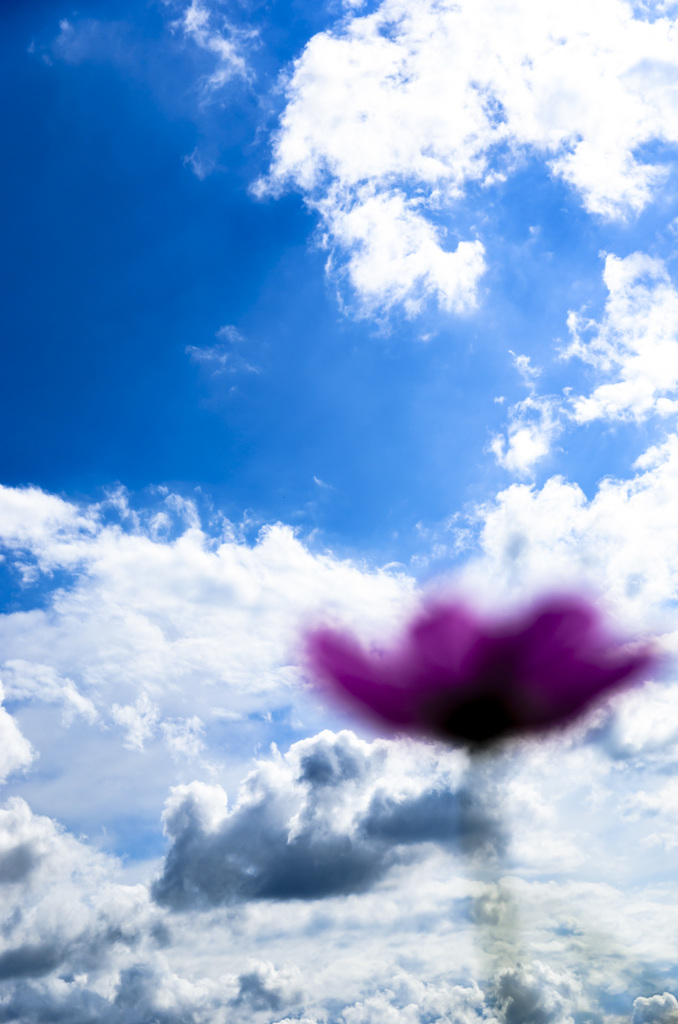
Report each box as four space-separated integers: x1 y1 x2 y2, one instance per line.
0 718 670 1023
633 992 678 1024
565 252 678 423
152 730 498 909
0 485 98 567
488 352 559 477
261 0 678 316
339 976 489 1024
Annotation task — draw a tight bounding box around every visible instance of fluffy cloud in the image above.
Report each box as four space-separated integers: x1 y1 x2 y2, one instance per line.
490 394 562 478
566 252 678 423
318 188 487 318
337 976 490 1024
230 960 304 1014
467 429 678 626
633 992 678 1024
262 0 678 315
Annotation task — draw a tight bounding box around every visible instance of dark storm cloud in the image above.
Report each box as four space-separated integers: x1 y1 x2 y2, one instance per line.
152 730 495 910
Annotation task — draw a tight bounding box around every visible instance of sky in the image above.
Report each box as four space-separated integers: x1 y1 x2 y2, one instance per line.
3 0 678 1020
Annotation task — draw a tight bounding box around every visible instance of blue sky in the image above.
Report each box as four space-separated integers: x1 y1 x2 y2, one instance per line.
4 0 678 1021
7 0 677 560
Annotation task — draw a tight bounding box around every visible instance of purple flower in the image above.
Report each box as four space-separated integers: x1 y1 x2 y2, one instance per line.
305 596 657 746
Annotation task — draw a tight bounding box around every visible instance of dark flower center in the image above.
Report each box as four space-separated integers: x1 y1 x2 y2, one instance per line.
436 691 520 746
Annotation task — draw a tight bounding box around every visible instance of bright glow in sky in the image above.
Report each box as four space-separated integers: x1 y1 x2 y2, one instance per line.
2 0 678 1020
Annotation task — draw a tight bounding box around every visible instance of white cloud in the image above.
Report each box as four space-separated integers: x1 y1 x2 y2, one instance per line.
489 394 562 477
183 146 218 180
186 341 259 376
0 686 33 783
2 661 97 726
339 977 489 1024
161 715 205 760
489 248 678 475
494 961 584 1024
489 350 562 477
0 485 98 566
0 488 416 720
261 0 678 316
318 188 487 318
111 693 160 751
466 430 678 625
566 251 678 423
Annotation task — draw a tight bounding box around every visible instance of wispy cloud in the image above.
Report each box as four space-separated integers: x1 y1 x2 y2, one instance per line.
173 0 256 95
186 324 260 375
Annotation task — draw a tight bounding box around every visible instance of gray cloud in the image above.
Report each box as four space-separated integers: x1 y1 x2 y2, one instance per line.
493 963 583 1024
230 961 303 1015
362 782 504 857
153 730 487 910
0 942 64 981
0 964 213 1024
153 808 395 907
0 842 38 885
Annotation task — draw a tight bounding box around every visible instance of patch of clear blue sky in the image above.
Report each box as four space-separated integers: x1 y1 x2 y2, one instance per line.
3 0 678 581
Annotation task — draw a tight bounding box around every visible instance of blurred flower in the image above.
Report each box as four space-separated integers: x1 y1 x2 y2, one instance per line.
305 596 657 746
